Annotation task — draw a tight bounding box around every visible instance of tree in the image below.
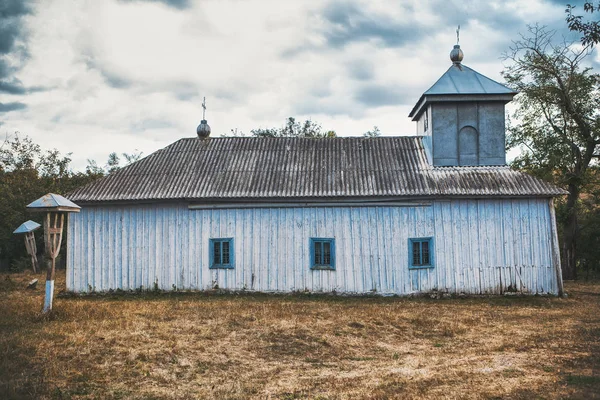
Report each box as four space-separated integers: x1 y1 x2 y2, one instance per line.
251 117 336 138
567 2 600 47
106 152 121 174
0 134 103 270
502 25 600 279
576 181 600 278
86 150 143 176
0 133 145 270
363 126 381 138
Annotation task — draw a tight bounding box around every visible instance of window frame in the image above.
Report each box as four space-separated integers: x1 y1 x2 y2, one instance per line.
408 237 434 269
309 238 336 270
209 238 234 269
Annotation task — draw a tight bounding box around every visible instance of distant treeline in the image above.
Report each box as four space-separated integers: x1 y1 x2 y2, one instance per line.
0 134 140 271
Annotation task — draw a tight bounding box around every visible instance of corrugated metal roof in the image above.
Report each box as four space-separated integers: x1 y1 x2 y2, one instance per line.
67 137 566 203
424 64 515 95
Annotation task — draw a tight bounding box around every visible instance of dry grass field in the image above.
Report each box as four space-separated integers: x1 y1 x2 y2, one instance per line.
0 270 599 400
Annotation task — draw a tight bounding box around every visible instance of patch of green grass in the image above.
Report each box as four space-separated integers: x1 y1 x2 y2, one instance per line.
347 356 376 361
566 375 600 386
502 368 524 378
347 321 364 329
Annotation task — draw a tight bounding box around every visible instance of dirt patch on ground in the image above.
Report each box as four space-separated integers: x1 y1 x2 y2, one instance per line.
1 271 599 399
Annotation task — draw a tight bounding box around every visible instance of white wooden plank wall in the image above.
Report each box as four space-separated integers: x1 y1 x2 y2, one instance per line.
66 199 560 295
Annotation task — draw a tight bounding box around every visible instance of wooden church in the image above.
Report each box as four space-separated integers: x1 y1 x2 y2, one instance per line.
66 44 566 295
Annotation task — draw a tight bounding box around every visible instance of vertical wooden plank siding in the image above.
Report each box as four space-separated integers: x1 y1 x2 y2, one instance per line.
66 198 560 295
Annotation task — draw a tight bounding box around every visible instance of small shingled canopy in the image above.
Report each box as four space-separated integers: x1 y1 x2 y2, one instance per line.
26 193 81 312
13 220 41 234
13 220 41 274
26 193 81 213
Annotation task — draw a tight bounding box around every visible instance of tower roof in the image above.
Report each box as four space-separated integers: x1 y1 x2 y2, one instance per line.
423 63 515 96
408 45 517 120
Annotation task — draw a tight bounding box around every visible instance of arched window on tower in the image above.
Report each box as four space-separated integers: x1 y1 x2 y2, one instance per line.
458 126 479 166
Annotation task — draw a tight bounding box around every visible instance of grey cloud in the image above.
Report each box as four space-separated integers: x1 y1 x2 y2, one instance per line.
545 0 587 6
50 113 63 124
322 2 421 49
0 102 27 112
0 78 26 94
290 0 557 62
84 51 204 99
117 0 192 10
280 45 306 59
102 70 134 89
83 54 135 89
0 0 33 54
347 60 374 81
0 0 36 111
131 118 175 132
354 84 408 107
88 57 204 101
280 1 428 58
309 84 331 99
0 77 46 94
292 100 353 117
169 81 201 101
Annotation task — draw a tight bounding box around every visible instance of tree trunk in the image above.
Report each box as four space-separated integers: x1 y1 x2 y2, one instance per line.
561 185 579 280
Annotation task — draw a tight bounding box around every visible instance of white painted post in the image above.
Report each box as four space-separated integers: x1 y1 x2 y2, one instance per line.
44 279 54 312
43 212 64 313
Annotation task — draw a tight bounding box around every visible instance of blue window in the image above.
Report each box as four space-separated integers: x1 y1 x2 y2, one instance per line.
409 238 433 269
310 238 335 270
209 238 234 269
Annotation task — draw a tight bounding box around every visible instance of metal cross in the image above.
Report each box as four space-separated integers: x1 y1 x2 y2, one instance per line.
202 97 207 120
456 25 460 45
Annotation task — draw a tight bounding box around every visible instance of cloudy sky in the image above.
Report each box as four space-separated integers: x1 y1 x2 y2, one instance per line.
0 0 595 169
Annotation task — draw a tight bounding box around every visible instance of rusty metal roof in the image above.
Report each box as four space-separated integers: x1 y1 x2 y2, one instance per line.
67 137 566 203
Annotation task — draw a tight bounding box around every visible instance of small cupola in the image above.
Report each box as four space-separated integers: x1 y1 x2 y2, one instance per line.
196 97 211 139
408 31 517 167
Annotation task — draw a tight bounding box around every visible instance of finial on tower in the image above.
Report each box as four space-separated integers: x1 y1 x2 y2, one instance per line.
196 96 211 139
450 25 464 64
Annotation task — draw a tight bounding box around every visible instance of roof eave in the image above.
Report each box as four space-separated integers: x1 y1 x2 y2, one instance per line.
409 92 517 121
71 192 567 207
27 206 81 213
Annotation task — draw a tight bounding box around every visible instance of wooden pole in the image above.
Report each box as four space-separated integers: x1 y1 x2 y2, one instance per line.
24 232 38 273
549 198 565 296
43 212 65 313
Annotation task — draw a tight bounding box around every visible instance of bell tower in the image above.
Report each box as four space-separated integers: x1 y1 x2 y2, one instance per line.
408 39 517 166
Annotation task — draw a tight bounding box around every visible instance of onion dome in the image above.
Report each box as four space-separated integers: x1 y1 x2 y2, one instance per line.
197 119 211 138
450 44 463 64
196 97 211 138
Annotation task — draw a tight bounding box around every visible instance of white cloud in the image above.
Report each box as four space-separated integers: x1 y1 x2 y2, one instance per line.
0 0 590 169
